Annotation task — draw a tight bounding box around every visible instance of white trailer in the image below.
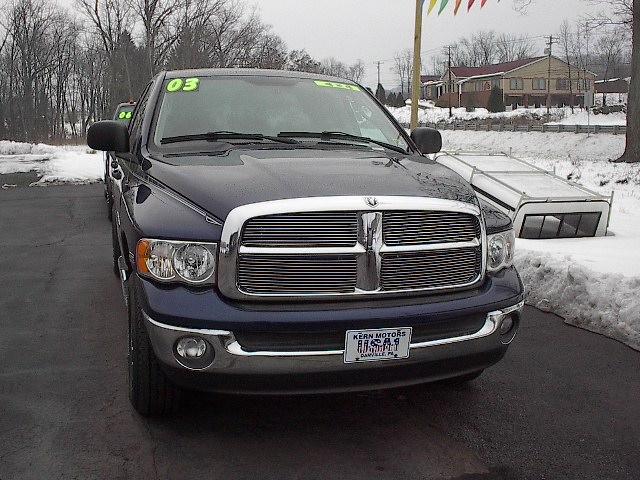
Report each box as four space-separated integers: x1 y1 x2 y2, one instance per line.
435 152 613 239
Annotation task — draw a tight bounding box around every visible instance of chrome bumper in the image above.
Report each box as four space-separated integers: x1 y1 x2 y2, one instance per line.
143 301 524 376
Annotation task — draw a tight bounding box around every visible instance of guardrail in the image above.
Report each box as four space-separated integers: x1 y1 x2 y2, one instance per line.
413 122 627 135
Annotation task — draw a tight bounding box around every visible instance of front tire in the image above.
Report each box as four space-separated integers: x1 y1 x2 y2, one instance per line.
128 282 181 416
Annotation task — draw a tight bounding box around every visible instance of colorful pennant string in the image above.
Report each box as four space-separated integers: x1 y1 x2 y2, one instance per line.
438 0 450 14
426 0 498 15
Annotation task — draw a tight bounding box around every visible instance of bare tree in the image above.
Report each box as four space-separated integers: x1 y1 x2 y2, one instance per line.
558 20 575 112
516 0 637 163
393 48 413 97
496 33 536 62
346 59 365 83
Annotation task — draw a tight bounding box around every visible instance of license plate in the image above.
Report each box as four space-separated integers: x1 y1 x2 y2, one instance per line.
344 327 412 363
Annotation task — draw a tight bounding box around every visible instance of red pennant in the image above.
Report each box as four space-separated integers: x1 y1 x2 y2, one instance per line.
468 0 476 10
481 0 488 6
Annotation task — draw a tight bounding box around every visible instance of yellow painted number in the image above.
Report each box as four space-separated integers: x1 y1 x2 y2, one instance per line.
166 78 184 92
183 78 200 92
314 80 360 92
166 77 200 93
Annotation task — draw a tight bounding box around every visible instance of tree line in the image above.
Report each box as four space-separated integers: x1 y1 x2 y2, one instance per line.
0 0 365 143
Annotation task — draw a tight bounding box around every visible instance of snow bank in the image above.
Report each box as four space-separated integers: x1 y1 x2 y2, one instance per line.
387 104 568 125
547 110 626 126
516 252 640 351
388 104 627 126
440 130 626 163
0 140 103 184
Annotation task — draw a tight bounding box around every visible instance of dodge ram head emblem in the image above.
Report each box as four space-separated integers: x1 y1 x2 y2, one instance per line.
364 196 379 207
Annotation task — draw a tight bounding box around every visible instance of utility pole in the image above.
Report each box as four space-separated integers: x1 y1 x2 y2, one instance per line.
546 35 556 115
448 45 453 118
410 0 424 130
375 61 383 86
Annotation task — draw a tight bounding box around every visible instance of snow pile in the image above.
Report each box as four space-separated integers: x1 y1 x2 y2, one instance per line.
0 140 103 184
441 129 640 350
388 104 569 125
440 130 626 163
546 109 626 126
389 104 628 126
516 252 640 351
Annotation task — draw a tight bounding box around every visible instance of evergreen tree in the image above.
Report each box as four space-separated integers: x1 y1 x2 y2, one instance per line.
385 92 395 106
375 83 386 104
487 86 506 113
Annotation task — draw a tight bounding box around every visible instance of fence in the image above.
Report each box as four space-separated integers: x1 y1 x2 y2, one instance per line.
414 122 627 135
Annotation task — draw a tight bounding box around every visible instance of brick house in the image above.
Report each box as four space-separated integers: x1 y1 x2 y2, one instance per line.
594 78 629 94
437 56 597 109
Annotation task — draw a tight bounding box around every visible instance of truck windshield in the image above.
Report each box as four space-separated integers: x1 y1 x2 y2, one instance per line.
152 75 409 152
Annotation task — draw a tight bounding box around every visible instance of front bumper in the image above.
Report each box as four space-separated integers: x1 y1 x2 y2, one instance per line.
145 303 522 394
139 269 524 393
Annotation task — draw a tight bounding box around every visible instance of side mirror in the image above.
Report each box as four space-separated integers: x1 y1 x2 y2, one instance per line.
410 127 442 154
87 120 129 153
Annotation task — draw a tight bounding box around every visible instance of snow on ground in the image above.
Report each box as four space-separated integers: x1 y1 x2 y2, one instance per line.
546 109 626 126
441 129 640 350
388 103 627 126
0 140 103 184
388 104 568 125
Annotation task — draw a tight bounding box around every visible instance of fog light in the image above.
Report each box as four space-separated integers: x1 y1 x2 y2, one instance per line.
176 337 207 359
173 336 214 370
499 315 514 335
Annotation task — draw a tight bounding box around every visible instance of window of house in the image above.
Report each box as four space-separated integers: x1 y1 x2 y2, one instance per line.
577 79 591 90
509 78 524 90
532 78 547 90
491 78 501 89
556 78 570 90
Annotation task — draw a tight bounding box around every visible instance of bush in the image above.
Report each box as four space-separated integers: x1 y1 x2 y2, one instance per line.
375 84 386 105
385 92 396 107
487 86 505 113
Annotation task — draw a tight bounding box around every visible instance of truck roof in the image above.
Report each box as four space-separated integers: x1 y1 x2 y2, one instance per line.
162 68 357 84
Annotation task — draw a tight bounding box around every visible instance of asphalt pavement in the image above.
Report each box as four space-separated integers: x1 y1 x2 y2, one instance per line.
1 183 639 480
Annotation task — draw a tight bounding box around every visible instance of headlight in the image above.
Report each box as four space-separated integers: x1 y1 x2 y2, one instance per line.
136 239 217 285
486 229 515 272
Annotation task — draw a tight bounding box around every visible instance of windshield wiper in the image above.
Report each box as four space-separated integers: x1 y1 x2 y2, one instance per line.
161 131 301 145
277 131 408 154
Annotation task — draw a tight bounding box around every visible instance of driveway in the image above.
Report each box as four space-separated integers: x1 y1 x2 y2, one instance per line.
1 183 638 480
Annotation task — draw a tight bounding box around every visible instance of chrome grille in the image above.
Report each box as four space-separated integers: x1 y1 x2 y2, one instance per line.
220 197 486 300
238 254 357 294
242 212 358 247
384 211 480 246
381 248 482 291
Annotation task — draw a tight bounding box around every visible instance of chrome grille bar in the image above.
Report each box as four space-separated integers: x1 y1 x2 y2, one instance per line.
218 196 486 300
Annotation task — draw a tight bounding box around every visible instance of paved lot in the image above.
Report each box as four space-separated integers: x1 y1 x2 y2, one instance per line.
1 183 639 480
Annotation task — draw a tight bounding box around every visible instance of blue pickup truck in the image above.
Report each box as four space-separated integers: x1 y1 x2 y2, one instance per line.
88 69 524 416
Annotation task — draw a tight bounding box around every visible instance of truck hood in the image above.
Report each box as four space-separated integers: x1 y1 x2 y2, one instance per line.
145 149 478 221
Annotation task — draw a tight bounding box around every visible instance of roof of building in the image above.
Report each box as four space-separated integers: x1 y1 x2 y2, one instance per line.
449 57 546 78
420 74 441 83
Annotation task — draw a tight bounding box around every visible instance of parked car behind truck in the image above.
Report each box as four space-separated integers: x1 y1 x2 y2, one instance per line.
104 102 135 221
88 69 525 416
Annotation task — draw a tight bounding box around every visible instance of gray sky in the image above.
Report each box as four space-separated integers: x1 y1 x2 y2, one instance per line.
252 0 604 88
